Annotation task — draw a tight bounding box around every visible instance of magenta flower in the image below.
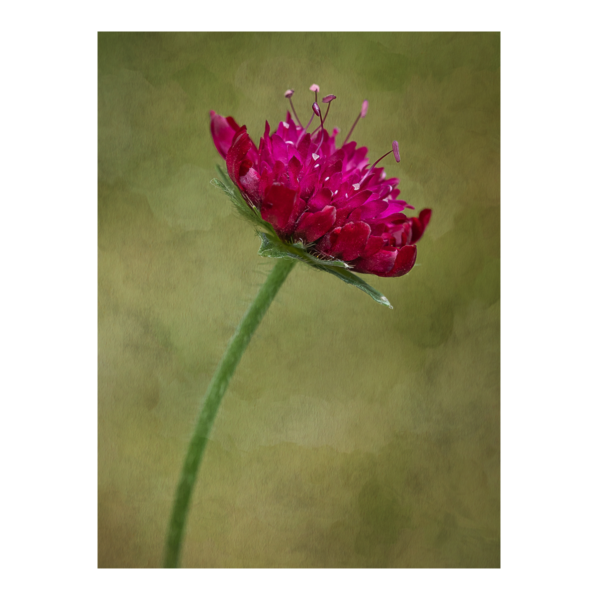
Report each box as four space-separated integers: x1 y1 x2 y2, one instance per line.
209 86 431 305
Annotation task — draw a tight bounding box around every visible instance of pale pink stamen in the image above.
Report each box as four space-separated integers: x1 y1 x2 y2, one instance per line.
311 101 326 153
361 99 369 118
309 83 320 104
357 142 399 188
319 94 336 130
343 99 369 145
284 88 303 127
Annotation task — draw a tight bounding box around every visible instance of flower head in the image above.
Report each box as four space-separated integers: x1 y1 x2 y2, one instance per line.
210 86 431 285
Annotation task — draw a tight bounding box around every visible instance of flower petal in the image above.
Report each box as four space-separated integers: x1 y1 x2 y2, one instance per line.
294 205 337 243
385 244 417 277
316 227 341 255
409 208 432 243
411 208 431 244
210 110 240 158
349 199 388 222
354 248 398 276
260 183 297 231
288 155 303 185
281 194 306 236
361 235 384 258
330 221 371 261
239 167 261 204
392 222 413 246
210 111 241 159
308 188 333 211
226 126 256 188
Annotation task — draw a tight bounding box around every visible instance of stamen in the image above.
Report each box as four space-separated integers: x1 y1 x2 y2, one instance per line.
284 88 303 128
357 141 401 188
343 99 369 145
312 102 326 153
360 99 368 118
309 83 320 104
310 94 337 134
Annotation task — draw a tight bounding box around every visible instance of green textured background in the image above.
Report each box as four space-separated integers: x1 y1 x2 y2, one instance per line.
98 32 500 568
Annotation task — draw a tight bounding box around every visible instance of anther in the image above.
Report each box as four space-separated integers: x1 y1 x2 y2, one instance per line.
343 99 369 145
360 99 368 118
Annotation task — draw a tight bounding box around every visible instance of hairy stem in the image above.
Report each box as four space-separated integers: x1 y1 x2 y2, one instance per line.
163 258 296 568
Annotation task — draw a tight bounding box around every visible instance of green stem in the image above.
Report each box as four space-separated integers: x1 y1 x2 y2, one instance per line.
163 258 296 568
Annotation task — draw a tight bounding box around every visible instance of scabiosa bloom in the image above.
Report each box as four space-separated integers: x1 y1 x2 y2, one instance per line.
209 86 431 278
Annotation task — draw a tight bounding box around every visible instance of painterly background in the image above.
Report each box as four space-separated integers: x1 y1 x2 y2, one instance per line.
98 32 500 568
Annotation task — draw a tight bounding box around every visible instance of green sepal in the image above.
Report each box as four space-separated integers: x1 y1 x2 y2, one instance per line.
213 166 393 309
310 264 393 309
257 233 348 269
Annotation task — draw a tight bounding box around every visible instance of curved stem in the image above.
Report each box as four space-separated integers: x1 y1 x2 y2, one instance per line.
163 258 296 568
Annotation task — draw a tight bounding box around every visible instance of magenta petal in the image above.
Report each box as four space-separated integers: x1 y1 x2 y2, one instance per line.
419 208 432 228
294 205 336 243
297 133 312 163
385 244 417 277
210 111 241 159
308 188 333 211
409 209 432 244
361 235 384 258
316 227 341 255
391 222 412 246
288 155 303 185
354 248 398 276
322 159 343 181
225 125 254 187
281 195 306 236
239 167 261 203
260 183 297 231
271 134 288 163
299 170 319 200
330 222 371 261
333 189 371 210
350 199 388 222
258 121 272 164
